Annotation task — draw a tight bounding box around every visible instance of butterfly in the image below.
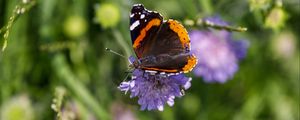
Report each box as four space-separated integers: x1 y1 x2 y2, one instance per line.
129 4 197 74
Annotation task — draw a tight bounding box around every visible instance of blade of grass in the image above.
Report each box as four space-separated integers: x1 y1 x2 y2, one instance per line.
52 54 111 120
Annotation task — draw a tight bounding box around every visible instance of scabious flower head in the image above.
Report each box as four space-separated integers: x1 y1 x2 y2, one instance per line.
118 57 192 111
190 17 249 83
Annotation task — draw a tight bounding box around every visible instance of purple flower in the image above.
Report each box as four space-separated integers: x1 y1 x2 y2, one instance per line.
190 17 249 83
118 58 192 111
110 102 137 120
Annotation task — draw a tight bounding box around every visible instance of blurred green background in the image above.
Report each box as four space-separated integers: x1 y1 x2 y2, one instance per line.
0 0 299 120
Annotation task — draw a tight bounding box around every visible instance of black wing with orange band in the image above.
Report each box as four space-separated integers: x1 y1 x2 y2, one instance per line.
130 4 163 58
129 4 197 73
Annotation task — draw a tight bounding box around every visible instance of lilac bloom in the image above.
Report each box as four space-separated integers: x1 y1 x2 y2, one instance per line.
118 57 192 111
190 17 249 83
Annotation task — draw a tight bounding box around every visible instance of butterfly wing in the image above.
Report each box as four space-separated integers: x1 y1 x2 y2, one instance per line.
139 20 197 73
130 4 197 73
130 4 163 58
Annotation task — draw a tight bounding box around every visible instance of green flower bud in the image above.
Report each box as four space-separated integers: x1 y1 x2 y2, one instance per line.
95 3 120 29
265 7 287 30
1 95 34 120
63 15 87 38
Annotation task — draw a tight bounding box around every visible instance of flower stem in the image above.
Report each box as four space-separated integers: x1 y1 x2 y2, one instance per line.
184 18 247 32
0 0 36 52
51 87 66 120
52 54 111 120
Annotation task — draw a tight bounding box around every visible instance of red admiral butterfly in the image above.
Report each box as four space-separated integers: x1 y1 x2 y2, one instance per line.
130 4 197 74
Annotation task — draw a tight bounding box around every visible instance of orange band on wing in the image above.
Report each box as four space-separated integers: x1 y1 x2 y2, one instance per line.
141 55 197 73
133 19 161 49
168 20 190 49
141 67 179 73
182 55 197 73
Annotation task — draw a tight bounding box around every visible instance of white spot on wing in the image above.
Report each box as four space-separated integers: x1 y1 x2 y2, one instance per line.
140 14 145 19
145 70 157 75
130 20 140 30
166 72 181 76
133 4 142 7
167 73 175 76
146 9 151 12
130 13 134 17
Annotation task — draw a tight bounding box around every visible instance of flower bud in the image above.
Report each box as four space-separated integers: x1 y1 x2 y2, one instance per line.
95 3 120 29
63 15 87 38
265 7 287 30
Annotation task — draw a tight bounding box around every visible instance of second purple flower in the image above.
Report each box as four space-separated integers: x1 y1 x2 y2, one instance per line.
190 17 249 83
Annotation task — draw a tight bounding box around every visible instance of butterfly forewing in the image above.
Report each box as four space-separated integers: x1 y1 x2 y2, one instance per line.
130 4 163 58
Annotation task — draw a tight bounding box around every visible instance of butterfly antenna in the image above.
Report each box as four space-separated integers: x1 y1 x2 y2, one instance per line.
122 72 130 82
105 48 126 58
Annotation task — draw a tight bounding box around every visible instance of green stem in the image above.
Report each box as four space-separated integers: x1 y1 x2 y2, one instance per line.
200 19 247 32
184 18 247 32
52 54 110 120
0 0 36 51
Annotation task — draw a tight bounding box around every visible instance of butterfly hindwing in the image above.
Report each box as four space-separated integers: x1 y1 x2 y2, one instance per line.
139 20 197 73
